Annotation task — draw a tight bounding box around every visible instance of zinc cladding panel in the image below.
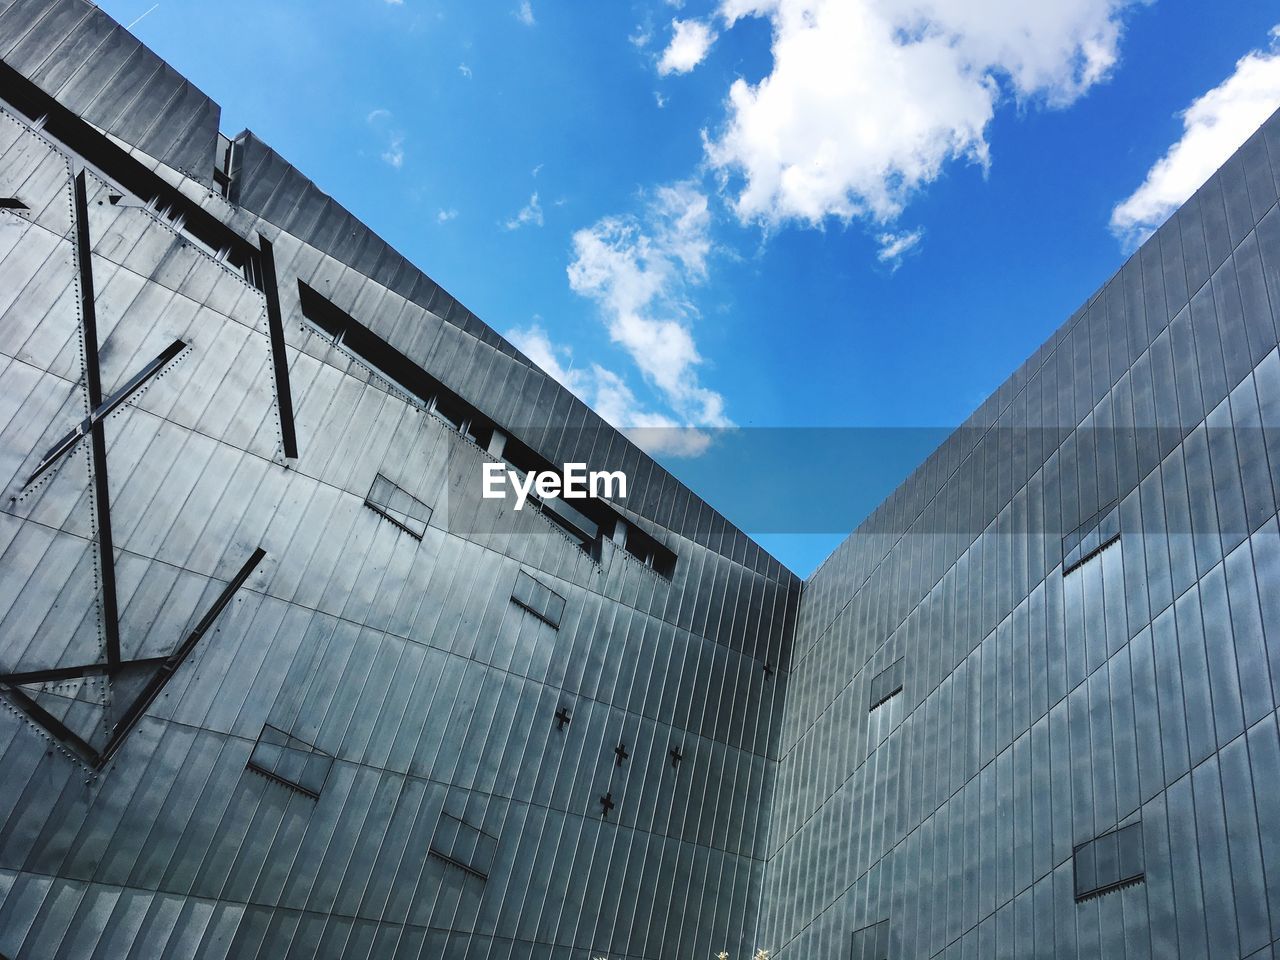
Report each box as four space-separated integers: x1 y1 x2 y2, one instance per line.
0 0 219 184
766 109 1280 958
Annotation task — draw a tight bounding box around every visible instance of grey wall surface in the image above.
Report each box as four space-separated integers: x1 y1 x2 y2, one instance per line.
0 3 797 958
763 102 1280 960
4 2 1280 959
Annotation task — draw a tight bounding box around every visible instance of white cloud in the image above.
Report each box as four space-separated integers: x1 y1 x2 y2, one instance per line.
458 63 472 78
366 109 405 169
508 325 713 456
1111 28 1280 250
629 24 653 48
531 162 544 177
567 181 730 433
504 192 544 230
515 0 535 26
437 208 458 223
384 0 403 5
655 91 668 109
658 18 717 75
381 134 405 169
876 227 924 268
706 0 1138 228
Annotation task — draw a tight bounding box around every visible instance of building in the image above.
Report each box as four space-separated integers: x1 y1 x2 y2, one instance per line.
0 2 1278 958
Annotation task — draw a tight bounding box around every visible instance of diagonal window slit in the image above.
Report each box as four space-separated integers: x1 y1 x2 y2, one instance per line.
26 338 188 487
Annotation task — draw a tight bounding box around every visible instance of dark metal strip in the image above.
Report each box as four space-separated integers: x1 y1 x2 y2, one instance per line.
246 759 321 800
427 848 489 882
73 171 122 673
0 682 102 766
26 339 187 486
96 546 266 767
0 656 168 686
256 236 298 459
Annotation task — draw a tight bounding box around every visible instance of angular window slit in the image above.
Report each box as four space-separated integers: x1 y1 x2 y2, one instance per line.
1074 821 1144 901
429 811 498 882
868 658 904 711
850 918 890 960
296 282 679 575
247 723 333 799
0 61 258 273
1063 500 1120 575
0 198 28 209
511 570 565 629
364 473 431 539
620 520 677 578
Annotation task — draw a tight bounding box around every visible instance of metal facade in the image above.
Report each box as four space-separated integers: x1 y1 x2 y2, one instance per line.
765 101 1280 960
1 2 1279 959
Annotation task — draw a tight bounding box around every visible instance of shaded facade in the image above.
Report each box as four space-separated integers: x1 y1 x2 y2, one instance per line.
1 2 1280 959
762 104 1280 958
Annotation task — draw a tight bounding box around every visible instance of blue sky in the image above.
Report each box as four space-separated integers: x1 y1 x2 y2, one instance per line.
105 0 1280 576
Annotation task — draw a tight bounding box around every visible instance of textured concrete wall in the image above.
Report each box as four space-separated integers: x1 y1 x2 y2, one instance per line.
765 102 1280 960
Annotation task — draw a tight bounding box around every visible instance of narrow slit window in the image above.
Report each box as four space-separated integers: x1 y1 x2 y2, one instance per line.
620 522 677 579
365 473 431 539
869 658 904 711
511 570 566 629
1063 501 1120 575
296 282 679 572
429 811 498 882
247 723 333 799
1074 821 1144 901
0 198 28 210
850 918 890 960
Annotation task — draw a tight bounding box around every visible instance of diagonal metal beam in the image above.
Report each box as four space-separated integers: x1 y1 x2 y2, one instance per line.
26 338 187 487
73 170 122 673
255 235 298 459
0 681 102 766
97 546 266 767
0 657 167 686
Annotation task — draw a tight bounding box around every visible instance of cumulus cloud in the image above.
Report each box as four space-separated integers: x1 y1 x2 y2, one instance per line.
508 325 713 456
458 63 472 79
706 0 1139 228
567 181 730 435
658 18 717 75
515 0 535 26
437 208 458 223
504 192 544 230
1111 28 1280 250
876 227 924 269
